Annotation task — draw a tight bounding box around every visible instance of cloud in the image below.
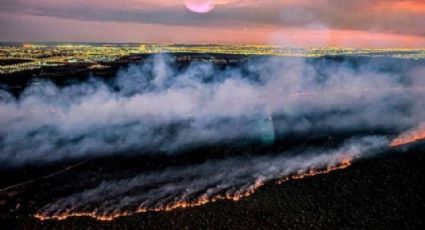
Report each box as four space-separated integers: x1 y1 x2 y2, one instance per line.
0 0 424 40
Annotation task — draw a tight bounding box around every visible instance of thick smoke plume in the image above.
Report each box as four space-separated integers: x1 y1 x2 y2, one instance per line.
0 55 424 166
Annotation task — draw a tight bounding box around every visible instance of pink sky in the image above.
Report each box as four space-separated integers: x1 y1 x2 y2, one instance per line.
0 0 424 48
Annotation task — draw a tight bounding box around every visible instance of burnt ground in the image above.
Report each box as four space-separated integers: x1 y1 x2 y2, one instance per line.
0 145 423 230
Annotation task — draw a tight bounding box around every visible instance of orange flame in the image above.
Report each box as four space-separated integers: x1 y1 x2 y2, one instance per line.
34 158 352 222
389 123 425 147
276 158 352 184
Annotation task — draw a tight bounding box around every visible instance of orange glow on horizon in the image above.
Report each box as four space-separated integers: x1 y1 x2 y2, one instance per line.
3 13 425 48
374 1 425 12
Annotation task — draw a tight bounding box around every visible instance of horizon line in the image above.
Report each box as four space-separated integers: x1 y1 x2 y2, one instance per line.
0 41 424 50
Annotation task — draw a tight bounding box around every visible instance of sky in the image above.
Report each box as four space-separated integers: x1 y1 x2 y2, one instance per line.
0 0 425 48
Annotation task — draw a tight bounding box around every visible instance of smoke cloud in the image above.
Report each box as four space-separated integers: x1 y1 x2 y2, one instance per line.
0 55 424 167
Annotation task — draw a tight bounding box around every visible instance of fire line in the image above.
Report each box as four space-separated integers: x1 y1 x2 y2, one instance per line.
34 126 425 222
34 158 352 222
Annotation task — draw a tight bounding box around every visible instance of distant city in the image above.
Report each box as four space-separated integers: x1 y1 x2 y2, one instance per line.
1 43 425 75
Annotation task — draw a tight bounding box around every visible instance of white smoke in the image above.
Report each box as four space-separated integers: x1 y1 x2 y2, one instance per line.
0 55 424 166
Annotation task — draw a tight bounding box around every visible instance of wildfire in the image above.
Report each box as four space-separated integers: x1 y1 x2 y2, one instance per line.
34 158 352 222
276 158 352 184
389 123 425 147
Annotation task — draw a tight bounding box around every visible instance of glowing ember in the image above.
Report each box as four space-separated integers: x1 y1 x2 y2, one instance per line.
34 158 352 222
389 123 425 147
276 158 352 184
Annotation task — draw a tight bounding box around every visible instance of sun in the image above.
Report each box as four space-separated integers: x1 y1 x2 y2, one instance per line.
184 0 215 14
